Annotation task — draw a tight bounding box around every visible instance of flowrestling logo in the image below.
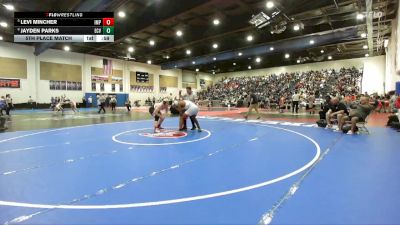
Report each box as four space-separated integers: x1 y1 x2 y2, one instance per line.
138 129 187 139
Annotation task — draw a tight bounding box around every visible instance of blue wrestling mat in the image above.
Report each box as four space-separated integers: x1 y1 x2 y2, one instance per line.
0 117 399 224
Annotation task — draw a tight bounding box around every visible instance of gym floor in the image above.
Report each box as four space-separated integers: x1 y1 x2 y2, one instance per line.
0 107 399 224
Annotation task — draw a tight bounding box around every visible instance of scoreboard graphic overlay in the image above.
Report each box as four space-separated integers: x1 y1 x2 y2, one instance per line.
14 12 114 43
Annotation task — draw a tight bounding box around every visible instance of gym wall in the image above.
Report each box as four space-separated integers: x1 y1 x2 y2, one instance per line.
0 41 210 104
214 56 387 95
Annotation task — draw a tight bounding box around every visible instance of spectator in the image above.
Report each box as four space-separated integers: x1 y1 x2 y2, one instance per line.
0 96 6 116
105 95 111 107
98 94 106 113
125 99 132 112
82 96 87 108
292 91 300 114
338 97 374 134
308 93 316 114
110 96 117 111
5 94 13 116
394 95 400 113
326 97 349 128
88 96 93 107
279 95 286 113
200 67 363 112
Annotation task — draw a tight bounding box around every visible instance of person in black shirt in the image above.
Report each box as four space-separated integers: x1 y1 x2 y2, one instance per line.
326 97 349 128
125 99 131 112
244 93 261 119
338 96 374 134
319 95 332 119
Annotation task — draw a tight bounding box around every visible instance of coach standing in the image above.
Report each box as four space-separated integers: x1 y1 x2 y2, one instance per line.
244 92 261 120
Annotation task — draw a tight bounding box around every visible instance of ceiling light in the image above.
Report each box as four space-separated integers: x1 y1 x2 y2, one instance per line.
118 11 126 18
246 35 253 42
284 53 290 59
128 47 134 52
213 57 216 61
233 62 236 66
297 59 301 63
3 4 14 11
356 13 364 20
196 68 199 72
384 39 389 48
238 52 242 56
320 50 324 53
365 53 369 57
186 49 191 55
165 55 170 59
266 1 274 9
0 36 3 41
270 47 274 51
361 32 367 38
293 24 300 31
0 21 8 28
147 60 152 64
363 45 368 49
64 46 70 51
309 39 315 45
255 57 261 63
248 66 252 70
213 19 220 25
212 43 218 49
176 30 183 37
192 61 196 64
328 56 332 60
149 40 155 46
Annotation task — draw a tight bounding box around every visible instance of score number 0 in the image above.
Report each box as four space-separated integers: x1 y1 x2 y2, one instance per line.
102 18 114 26
102 18 114 35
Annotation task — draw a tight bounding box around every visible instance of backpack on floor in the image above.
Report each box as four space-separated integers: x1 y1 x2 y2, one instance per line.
387 115 399 127
390 122 400 129
316 119 327 128
342 124 359 133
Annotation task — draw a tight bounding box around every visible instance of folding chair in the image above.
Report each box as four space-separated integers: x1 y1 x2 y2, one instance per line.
342 113 371 134
356 114 370 134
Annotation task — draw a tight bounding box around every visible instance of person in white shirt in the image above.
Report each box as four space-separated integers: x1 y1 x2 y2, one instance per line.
98 94 106 113
180 87 197 102
88 96 93 107
179 87 198 130
173 100 201 132
292 91 300 114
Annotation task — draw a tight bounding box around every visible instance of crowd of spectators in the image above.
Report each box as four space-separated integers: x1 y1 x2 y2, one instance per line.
199 67 363 109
